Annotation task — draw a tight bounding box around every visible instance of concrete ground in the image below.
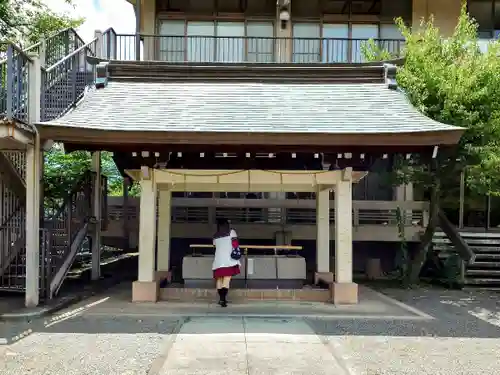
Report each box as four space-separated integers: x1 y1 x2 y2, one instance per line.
0 293 25 316
0 283 499 374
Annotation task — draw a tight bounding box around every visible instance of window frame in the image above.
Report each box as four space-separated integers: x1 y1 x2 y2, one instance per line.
290 19 402 63
467 0 500 38
156 16 276 62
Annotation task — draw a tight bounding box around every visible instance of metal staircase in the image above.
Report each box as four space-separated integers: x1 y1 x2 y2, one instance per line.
0 152 26 289
0 169 107 298
44 171 93 298
0 28 104 299
433 231 500 287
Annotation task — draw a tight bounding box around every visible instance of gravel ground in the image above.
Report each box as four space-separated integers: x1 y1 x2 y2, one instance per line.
0 315 181 375
327 335 500 375
305 286 500 375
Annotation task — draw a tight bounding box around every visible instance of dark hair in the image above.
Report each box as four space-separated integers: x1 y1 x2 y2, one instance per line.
217 218 229 229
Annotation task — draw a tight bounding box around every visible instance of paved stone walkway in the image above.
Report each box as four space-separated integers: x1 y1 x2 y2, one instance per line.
158 317 351 375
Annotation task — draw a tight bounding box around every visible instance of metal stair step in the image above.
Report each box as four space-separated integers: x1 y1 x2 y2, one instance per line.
465 278 500 285
474 253 500 260
469 246 500 253
466 269 500 276
468 261 500 268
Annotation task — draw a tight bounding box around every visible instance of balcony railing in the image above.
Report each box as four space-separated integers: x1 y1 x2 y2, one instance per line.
101 31 404 64
106 197 427 227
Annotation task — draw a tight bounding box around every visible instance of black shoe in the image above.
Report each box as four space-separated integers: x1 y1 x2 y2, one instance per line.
220 287 228 307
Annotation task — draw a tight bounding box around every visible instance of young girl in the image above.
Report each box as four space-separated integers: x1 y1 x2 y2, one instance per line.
212 218 240 307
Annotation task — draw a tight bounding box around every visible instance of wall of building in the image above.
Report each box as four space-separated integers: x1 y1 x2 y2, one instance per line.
412 0 462 36
140 0 463 39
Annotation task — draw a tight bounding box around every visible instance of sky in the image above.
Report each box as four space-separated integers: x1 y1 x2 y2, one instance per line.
43 0 136 42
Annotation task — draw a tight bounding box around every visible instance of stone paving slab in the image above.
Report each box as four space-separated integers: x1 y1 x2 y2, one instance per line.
244 317 320 343
159 317 350 375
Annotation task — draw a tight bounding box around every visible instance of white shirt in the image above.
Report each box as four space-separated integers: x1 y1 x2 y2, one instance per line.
212 229 241 270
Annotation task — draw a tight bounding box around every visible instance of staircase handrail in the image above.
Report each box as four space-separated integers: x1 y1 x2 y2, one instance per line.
438 209 476 263
43 37 98 73
45 170 94 298
0 42 35 64
3 27 83 57
1 26 87 70
41 35 97 121
1 43 34 124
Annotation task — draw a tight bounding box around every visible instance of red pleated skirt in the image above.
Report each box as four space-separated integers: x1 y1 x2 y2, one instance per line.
213 265 241 278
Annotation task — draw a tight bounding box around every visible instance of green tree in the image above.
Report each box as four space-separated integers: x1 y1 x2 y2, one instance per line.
363 5 500 286
44 145 128 210
0 0 83 47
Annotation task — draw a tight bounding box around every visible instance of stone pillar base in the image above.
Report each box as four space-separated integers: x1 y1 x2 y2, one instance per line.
132 281 159 302
330 282 358 305
155 270 171 282
314 272 334 285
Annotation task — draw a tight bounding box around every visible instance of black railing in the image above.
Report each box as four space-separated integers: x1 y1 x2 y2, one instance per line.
44 171 93 297
100 29 404 63
102 27 118 60
40 38 97 122
39 228 51 298
0 43 32 124
44 28 87 68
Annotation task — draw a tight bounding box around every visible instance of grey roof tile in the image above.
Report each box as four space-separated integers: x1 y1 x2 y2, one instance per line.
38 81 462 134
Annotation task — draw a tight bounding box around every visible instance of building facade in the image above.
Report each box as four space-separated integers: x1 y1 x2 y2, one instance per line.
2 0 499 308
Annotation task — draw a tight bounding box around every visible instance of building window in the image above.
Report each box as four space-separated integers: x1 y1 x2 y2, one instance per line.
468 0 500 38
292 23 321 63
158 20 274 62
247 22 275 62
292 22 402 63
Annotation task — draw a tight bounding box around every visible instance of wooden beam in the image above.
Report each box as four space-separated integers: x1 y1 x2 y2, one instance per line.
342 166 353 182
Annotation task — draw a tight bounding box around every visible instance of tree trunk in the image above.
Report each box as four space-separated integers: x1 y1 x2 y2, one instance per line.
403 182 440 288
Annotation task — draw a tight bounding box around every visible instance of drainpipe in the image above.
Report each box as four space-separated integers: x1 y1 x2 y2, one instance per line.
135 0 141 60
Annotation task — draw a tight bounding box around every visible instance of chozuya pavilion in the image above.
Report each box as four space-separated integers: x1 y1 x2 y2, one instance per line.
35 60 463 304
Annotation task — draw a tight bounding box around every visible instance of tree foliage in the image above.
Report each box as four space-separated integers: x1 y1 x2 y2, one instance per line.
44 145 135 209
1 2 125 207
0 0 84 47
363 5 500 285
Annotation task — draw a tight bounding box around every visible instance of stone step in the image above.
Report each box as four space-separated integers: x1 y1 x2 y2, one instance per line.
160 287 330 303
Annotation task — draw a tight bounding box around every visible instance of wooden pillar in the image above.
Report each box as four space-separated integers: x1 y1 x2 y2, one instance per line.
132 174 159 302
332 169 358 304
459 170 465 229
91 151 101 281
25 54 42 307
314 188 332 284
25 143 41 307
123 177 130 251
156 188 171 282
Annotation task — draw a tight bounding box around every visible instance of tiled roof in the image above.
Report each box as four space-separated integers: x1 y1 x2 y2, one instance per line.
37 80 462 135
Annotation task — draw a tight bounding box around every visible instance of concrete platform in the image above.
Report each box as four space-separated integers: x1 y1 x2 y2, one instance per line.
64 282 433 321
